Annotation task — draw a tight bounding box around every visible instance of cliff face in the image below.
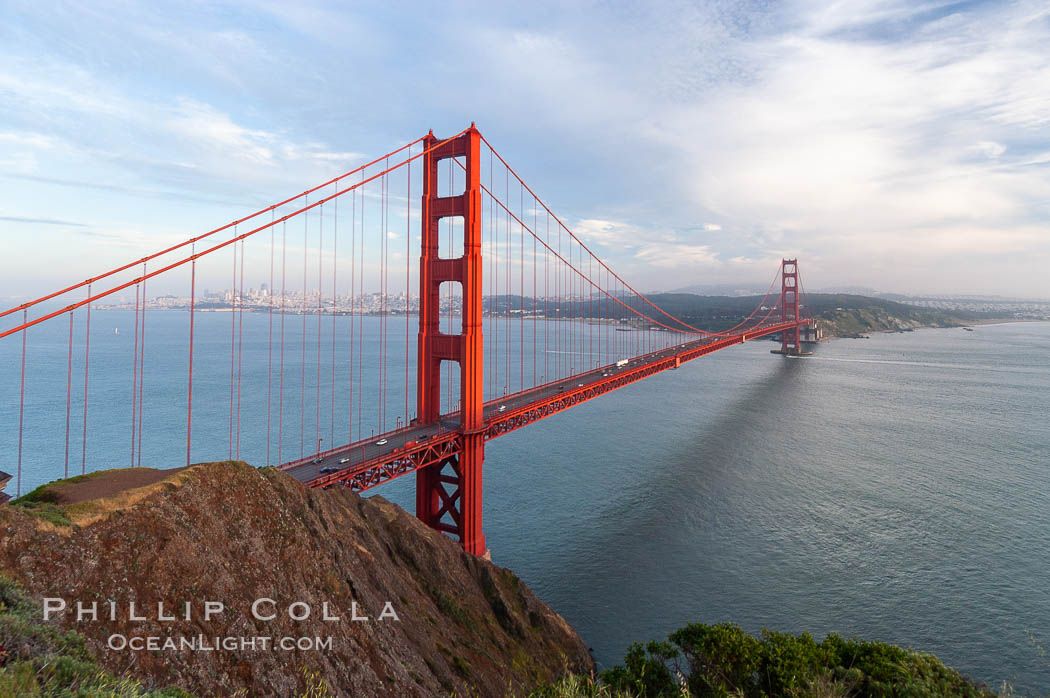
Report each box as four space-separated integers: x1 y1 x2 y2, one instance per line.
815 306 962 338
0 462 593 697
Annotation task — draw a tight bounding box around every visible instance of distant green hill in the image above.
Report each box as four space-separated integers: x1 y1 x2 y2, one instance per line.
640 293 1008 337
482 292 1009 338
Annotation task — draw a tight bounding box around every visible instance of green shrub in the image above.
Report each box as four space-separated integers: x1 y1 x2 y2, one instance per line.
586 622 997 698
10 502 72 527
670 622 760 695
9 483 63 506
601 641 680 697
9 479 76 527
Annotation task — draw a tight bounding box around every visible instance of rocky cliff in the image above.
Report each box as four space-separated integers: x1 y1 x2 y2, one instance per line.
0 462 593 696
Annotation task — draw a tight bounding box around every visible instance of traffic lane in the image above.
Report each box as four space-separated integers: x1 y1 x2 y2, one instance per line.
293 365 615 483
488 338 708 412
287 421 450 482
477 327 779 423
487 352 665 416
288 333 746 482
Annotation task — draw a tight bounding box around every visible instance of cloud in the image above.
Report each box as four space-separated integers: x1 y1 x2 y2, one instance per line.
167 99 278 168
635 243 720 268
451 0 1050 293
636 1 1050 290
572 219 643 247
0 55 368 201
4 173 248 208
970 141 1007 159
0 215 87 227
0 132 58 149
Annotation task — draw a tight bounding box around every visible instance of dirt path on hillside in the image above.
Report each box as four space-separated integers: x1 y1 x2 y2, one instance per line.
51 467 188 505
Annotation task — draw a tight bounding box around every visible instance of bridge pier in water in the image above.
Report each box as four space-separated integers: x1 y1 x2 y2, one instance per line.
415 125 489 556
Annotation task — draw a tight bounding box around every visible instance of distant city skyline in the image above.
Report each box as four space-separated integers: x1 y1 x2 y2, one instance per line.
2 1 1048 300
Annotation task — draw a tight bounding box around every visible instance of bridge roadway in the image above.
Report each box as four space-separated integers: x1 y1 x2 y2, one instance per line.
281 320 804 490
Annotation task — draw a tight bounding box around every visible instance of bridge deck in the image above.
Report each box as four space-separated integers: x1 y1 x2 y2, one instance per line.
281 320 804 490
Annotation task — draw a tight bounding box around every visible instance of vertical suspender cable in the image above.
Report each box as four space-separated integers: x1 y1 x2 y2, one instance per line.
267 211 275 466
485 157 491 401
405 147 411 425
64 311 73 479
533 198 537 387
137 264 147 466
382 167 390 424
16 310 27 496
301 196 308 459
600 266 605 363
381 165 388 427
544 212 549 383
229 238 237 459
556 221 561 380
357 175 365 440
236 238 245 460
82 284 92 475
131 283 140 466
621 281 626 358
519 182 524 392
279 220 287 464
575 241 579 369
571 244 575 369
489 149 496 399
350 183 359 440
187 257 195 467
332 189 339 447
317 203 323 455
385 164 391 424
597 263 601 365
505 167 510 394
564 229 569 375
571 243 576 374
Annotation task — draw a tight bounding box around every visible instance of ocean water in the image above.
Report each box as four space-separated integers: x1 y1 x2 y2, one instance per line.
3 313 1049 691
388 320 1050 693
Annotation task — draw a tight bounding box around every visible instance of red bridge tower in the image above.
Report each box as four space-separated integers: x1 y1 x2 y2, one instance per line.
780 258 802 355
415 126 488 557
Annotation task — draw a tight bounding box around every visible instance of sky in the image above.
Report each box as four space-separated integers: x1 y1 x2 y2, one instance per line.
1 0 1048 299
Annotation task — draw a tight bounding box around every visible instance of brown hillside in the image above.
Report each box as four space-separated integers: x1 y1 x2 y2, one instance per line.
0 462 593 696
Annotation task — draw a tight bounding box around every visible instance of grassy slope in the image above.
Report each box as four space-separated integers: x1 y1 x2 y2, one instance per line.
0 575 192 697
9 468 194 531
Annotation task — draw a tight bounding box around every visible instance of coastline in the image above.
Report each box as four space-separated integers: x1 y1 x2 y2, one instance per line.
815 316 1048 342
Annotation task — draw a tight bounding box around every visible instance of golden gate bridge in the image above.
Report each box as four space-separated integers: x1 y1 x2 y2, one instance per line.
0 125 812 555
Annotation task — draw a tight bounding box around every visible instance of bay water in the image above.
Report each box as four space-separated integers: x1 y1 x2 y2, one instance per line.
3 312 1048 691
